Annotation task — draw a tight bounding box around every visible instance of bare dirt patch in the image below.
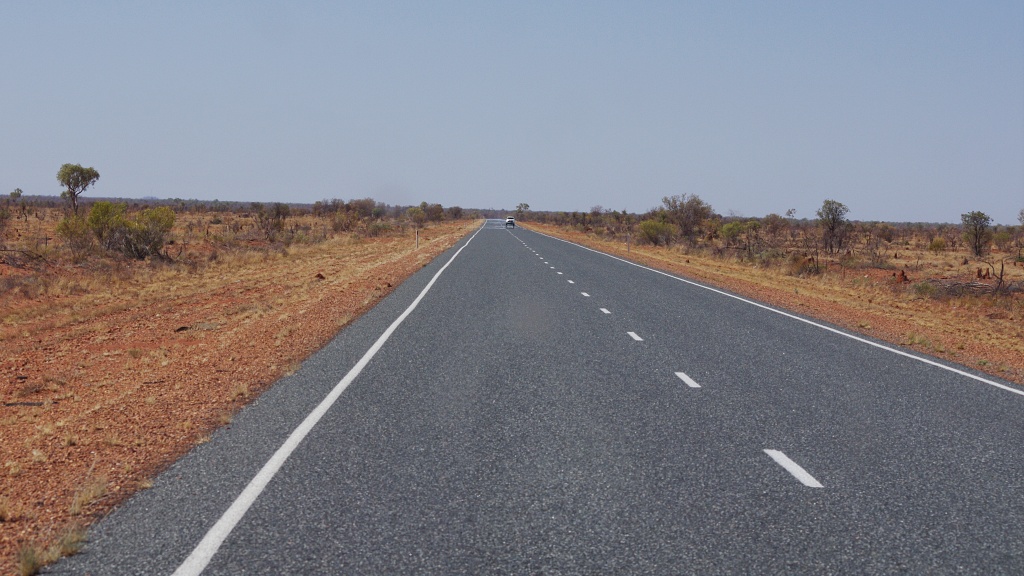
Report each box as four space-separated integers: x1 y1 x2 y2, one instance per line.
0 219 478 574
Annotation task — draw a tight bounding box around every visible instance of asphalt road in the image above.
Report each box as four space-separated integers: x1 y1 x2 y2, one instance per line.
52 220 1024 574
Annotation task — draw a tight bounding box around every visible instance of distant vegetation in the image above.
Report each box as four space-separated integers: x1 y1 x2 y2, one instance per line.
517 195 1024 296
0 164 478 278
3 164 1020 298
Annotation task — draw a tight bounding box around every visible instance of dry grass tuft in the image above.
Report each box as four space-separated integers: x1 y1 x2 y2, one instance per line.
16 525 86 576
69 476 108 516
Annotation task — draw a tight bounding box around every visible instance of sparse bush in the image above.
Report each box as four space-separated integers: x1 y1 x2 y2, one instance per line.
720 221 743 247
55 216 95 262
785 252 820 276
659 194 713 242
993 230 1012 252
913 281 940 299
928 237 946 252
84 203 175 259
86 201 129 249
251 202 289 240
406 206 426 228
637 219 677 246
752 249 786 268
365 221 392 237
0 206 10 243
129 207 175 258
332 211 357 232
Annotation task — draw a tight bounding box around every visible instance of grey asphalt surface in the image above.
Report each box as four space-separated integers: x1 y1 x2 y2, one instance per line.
51 220 1024 574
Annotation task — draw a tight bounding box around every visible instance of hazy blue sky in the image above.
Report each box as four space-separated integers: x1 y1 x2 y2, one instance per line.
2 1 1022 223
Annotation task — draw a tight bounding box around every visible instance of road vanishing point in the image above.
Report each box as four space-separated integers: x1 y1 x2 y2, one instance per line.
53 220 1024 574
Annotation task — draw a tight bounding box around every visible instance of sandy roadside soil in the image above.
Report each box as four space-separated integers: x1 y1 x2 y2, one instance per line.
0 220 478 574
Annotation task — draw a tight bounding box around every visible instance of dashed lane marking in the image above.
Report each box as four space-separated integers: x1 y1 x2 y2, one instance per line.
674 372 701 388
533 229 1024 399
627 332 643 341
764 450 824 488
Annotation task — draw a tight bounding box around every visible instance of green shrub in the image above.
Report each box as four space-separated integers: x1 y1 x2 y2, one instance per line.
912 281 940 299
637 219 677 246
928 237 946 252
0 206 10 238
56 216 95 262
86 201 129 248
130 207 175 258
365 221 392 237
83 202 175 259
993 230 1012 252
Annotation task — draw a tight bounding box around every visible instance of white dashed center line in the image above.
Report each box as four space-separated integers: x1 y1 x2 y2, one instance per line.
674 372 700 388
600 308 610 314
627 332 643 341
568 280 575 284
763 450 823 488
557 272 563 275
580 292 590 297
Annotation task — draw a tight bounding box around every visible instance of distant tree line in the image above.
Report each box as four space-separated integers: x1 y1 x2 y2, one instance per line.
522 195 1023 266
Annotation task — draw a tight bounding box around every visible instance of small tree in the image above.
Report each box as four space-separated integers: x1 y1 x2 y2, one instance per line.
516 203 530 220
993 229 1013 252
961 211 993 257
10 188 22 200
251 202 289 240
424 203 445 222
816 199 849 254
406 206 426 227
661 194 713 242
56 164 100 215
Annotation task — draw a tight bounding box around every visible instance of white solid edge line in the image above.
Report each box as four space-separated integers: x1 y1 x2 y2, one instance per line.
172 223 487 576
530 229 1024 398
675 371 701 388
628 331 643 341
764 449 824 488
